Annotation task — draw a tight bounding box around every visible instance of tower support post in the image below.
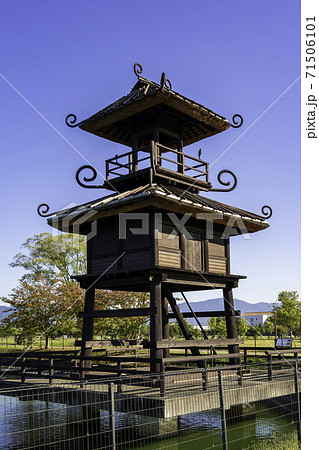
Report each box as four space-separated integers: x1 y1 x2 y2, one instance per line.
80 285 96 369
150 280 163 372
162 290 170 359
223 284 240 364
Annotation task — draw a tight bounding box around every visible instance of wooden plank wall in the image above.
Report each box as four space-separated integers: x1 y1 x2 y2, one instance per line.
87 213 229 276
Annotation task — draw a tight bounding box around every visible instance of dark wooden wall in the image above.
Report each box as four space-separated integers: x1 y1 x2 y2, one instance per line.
87 210 229 276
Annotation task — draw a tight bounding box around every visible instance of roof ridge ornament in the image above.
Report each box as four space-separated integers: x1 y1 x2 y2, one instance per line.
133 63 172 90
160 72 172 91
133 63 143 77
65 114 79 128
75 165 105 189
230 114 244 128
37 203 55 217
261 205 272 219
210 169 238 192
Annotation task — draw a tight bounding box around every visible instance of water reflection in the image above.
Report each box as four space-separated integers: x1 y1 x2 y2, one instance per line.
0 395 297 449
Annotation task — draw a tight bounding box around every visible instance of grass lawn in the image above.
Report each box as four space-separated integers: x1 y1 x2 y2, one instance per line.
0 335 301 353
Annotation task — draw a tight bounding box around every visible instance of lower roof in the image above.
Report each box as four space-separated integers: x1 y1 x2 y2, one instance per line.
47 184 270 235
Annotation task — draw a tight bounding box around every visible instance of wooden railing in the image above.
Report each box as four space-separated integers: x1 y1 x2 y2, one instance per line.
105 141 209 183
0 346 301 386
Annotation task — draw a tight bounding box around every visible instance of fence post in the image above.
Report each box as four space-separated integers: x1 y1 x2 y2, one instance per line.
294 360 301 445
159 359 165 397
278 353 282 370
244 348 248 369
267 354 273 381
134 348 137 369
117 362 122 393
21 357 26 383
80 358 85 381
237 362 243 386
109 383 116 450
202 360 208 391
37 357 42 376
218 370 228 450
49 358 54 384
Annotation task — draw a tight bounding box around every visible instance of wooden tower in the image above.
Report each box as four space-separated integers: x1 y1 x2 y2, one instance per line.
39 64 271 373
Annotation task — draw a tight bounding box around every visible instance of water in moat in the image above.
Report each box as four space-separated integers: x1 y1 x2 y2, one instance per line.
0 395 298 449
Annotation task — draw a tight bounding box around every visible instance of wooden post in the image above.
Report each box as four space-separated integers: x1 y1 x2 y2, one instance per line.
294 360 301 445
131 134 139 172
202 360 208 391
162 291 170 360
80 285 96 370
109 383 116 450
150 279 163 372
49 358 54 384
223 285 239 364
218 370 228 450
177 139 184 174
267 354 273 381
21 357 26 383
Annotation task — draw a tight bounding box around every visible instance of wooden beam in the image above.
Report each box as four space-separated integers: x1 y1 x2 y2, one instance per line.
167 310 241 319
163 352 243 364
163 287 202 361
156 338 244 349
180 291 209 340
78 308 154 318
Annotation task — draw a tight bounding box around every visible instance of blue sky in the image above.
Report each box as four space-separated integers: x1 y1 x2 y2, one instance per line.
0 1 301 305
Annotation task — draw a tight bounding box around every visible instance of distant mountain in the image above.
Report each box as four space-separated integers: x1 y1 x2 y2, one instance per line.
0 299 272 327
176 298 273 326
0 305 12 322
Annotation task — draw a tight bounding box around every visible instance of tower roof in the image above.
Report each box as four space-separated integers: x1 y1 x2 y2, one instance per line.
47 183 269 235
76 75 231 147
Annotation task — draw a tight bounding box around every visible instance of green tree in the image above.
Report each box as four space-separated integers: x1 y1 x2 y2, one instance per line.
208 317 227 338
271 291 301 337
237 317 248 337
5 231 151 344
1 277 81 348
0 323 17 338
215 318 227 338
93 291 150 339
169 322 184 339
246 323 264 338
187 322 202 339
10 233 86 282
276 324 287 337
208 317 217 337
169 320 201 339
264 318 274 336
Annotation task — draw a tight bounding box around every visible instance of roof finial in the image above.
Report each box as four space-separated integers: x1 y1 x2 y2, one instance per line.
133 63 143 77
160 72 172 90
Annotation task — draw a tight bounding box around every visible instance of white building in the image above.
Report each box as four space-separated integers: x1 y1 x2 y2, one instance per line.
242 312 272 327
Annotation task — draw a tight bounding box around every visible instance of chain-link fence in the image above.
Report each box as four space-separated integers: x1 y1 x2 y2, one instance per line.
0 359 300 449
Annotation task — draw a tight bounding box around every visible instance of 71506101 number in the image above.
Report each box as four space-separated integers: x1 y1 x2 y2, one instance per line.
306 17 316 78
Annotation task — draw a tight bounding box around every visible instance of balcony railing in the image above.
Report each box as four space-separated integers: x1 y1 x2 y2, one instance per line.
105 141 209 184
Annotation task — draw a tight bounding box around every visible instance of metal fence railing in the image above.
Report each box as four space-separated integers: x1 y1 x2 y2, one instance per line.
0 360 301 449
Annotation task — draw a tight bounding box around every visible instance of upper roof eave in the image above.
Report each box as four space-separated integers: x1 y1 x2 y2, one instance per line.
77 76 231 137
